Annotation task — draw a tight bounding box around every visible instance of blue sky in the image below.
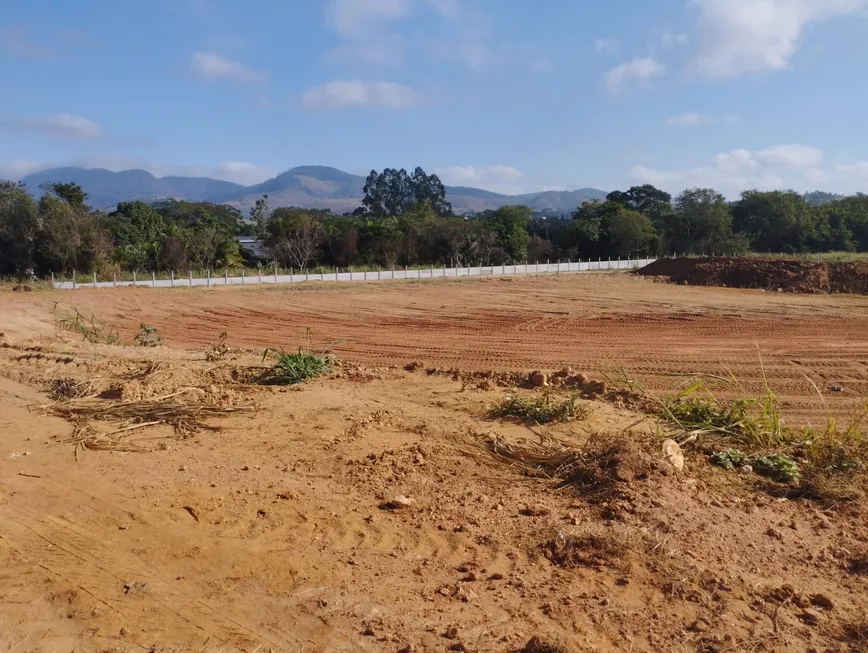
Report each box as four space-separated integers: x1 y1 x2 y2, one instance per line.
2 0 868 197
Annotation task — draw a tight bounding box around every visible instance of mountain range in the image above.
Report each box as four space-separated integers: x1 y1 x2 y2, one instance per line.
19 165 608 215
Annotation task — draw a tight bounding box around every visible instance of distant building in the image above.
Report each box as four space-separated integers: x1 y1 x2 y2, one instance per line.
237 236 264 259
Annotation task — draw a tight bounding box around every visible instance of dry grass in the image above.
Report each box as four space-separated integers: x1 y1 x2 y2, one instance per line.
45 389 252 456
541 523 636 569
481 431 660 503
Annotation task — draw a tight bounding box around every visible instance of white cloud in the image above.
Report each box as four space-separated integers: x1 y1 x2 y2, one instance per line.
594 38 618 54
0 161 47 180
8 114 105 140
191 51 268 84
301 80 424 110
692 0 868 77
433 164 556 195
603 58 666 93
327 0 410 39
665 112 738 126
627 143 840 197
661 30 688 46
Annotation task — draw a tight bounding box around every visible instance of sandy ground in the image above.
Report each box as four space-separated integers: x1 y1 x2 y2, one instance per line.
2 272 867 425
1 274 867 652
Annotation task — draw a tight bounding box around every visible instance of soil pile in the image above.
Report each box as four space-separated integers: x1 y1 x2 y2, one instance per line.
640 257 868 294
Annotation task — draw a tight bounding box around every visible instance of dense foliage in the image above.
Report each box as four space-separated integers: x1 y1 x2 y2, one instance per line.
2 167 868 279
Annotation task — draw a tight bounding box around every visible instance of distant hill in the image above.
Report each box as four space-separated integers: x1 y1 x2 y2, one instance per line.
19 165 607 214
21 167 246 210
804 191 846 206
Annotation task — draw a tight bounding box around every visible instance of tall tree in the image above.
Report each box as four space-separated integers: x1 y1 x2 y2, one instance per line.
664 188 747 255
362 167 452 218
731 190 817 253
569 200 655 258
607 184 672 223
262 208 326 270
480 205 532 263
0 181 41 276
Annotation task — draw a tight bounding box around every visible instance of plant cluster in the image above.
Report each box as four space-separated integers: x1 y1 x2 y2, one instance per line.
489 392 588 425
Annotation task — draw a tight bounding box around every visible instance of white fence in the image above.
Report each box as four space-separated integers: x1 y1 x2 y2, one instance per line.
52 257 657 290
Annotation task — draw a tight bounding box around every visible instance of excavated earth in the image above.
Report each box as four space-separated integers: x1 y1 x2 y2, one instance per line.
0 273 867 653
639 257 868 295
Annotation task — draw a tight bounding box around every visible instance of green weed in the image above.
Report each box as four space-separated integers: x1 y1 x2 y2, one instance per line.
53 303 122 345
752 454 800 483
490 392 588 425
709 449 748 470
262 329 340 385
134 323 163 347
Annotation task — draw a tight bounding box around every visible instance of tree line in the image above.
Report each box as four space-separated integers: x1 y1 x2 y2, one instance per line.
2 167 868 279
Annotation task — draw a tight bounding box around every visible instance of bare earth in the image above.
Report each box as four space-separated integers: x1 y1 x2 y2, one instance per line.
3 273 867 424
0 273 867 653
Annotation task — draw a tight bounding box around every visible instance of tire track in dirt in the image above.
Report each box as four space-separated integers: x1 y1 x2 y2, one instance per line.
3 275 867 424
0 502 304 651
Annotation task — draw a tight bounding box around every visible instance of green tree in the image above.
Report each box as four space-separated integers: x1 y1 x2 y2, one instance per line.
0 181 41 277
607 184 672 224
481 205 532 263
731 190 817 253
665 188 747 255
362 167 452 218
569 200 655 258
40 182 89 211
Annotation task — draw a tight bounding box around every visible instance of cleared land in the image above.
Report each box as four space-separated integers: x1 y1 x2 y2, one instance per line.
0 272 867 652
2 272 867 425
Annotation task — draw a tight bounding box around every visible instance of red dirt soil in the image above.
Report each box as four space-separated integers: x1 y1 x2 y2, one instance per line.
1 273 867 427
640 257 868 295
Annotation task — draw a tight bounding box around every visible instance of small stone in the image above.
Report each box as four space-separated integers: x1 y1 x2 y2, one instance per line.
810 593 835 610
739 464 754 474
383 495 415 510
443 626 459 640
793 594 811 609
800 609 822 625
662 439 684 471
530 371 549 388
488 573 504 581
397 645 416 653
766 527 784 540
449 644 466 652
689 619 710 633
179 465 188 472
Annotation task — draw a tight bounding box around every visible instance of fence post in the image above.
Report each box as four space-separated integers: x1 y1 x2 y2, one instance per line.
152 271 156 287
113 272 117 288
321 268 324 281
607 258 611 270
207 269 211 287
364 269 367 281
225 268 228 285
133 270 136 285
241 268 244 284
170 270 174 287
306 268 310 282
274 265 277 283
94 271 98 287
190 270 193 286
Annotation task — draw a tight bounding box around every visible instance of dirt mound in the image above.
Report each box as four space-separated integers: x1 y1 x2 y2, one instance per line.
639 257 868 294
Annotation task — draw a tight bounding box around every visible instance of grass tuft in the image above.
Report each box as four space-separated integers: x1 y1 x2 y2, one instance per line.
53 302 122 345
489 392 588 425
262 329 340 386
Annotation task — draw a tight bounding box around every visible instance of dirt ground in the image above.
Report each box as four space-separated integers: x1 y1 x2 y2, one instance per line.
1 272 866 425
0 274 867 653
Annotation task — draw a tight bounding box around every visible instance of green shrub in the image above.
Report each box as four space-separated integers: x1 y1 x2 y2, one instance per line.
490 392 588 424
